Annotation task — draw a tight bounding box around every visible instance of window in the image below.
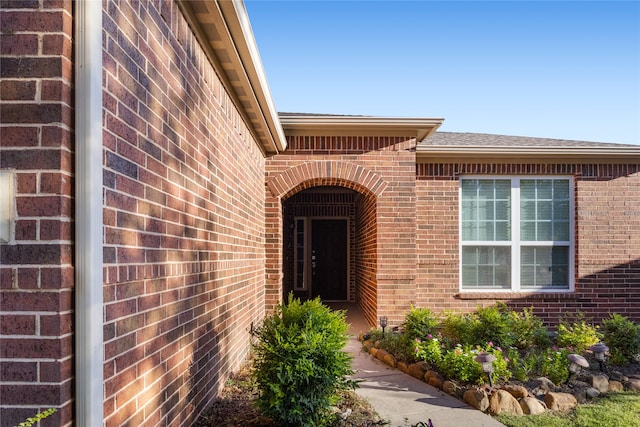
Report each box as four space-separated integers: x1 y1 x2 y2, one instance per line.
460 177 573 291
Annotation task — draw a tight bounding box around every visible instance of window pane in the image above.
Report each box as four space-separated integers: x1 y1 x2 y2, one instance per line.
521 179 571 243
554 180 570 200
462 246 511 289
537 222 552 241
461 179 511 242
521 246 569 289
537 201 553 221
554 221 570 241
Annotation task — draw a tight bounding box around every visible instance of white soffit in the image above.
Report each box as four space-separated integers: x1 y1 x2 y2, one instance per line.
280 115 445 140
416 144 640 162
178 0 286 155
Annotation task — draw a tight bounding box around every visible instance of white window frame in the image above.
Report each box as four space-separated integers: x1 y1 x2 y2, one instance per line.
459 175 575 292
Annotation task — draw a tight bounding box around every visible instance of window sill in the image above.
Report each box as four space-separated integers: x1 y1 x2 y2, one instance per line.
456 291 575 300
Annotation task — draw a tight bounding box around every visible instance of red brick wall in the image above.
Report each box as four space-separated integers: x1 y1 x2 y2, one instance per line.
0 1 74 425
102 1 267 425
416 162 640 325
265 136 418 326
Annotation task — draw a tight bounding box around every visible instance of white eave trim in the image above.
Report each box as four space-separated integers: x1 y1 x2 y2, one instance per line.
280 115 444 140
178 0 287 155
416 145 640 162
220 0 287 153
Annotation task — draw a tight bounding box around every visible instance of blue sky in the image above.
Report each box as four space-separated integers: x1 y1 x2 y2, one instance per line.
245 1 640 145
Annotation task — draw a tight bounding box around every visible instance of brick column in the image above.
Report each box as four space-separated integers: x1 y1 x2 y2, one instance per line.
0 1 74 425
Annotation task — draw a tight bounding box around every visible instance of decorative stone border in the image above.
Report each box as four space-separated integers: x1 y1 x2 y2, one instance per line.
360 336 640 417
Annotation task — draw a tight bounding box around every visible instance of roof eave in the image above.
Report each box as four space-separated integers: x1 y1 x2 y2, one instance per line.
178 0 287 155
280 115 445 140
416 145 640 163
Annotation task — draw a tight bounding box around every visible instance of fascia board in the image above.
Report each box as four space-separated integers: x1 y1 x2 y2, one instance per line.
220 0 287 152
178 0 286 155
280 116 444 140
416 145 640 163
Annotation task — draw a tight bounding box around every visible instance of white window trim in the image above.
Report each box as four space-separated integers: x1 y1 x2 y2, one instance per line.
459 175 575 293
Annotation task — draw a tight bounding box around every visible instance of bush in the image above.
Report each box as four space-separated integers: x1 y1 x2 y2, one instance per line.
556 315 602 353
414 334 444 367
403 306 439 341
507 307 551 349
436 342 512 385
602 313 640 364
438 344 483 383
537 347 570 385
506 348 538 382
251 295 355 427
441 311 480 346
474 305 513 349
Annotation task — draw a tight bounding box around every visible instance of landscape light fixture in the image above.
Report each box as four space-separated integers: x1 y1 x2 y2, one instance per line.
474 353 496 387
566 353 589 385
379 316 388 334
590 342 609 373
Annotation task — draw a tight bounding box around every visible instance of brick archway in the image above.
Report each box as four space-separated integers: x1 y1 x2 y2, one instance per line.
264 161 386 325
266 160 388 200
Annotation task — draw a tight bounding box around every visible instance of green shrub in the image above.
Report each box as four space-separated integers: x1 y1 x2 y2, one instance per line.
602 313 640 364
403 306 439 341
379 332 417 363
537 347 570 385
474 305 513 348
436 343 511 385
441 311 480 346
414 334 444 367
251 295 355 427
556 315 602 353
438 344 482 383
507 307 551 349
506 348 538 382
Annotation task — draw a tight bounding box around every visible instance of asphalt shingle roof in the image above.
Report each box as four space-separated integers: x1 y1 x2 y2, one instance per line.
421 132 638 149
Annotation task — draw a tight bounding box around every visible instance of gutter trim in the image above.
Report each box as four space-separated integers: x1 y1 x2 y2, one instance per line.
74 0 104 425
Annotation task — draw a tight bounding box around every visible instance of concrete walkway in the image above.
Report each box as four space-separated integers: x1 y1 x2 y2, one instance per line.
330 303 506 427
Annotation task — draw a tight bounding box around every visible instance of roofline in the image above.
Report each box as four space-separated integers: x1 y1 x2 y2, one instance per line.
416 144 640 162
178 0 287 155
280 115 445 140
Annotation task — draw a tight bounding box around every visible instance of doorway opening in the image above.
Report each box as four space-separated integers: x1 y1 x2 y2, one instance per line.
294 217 348 301
281 184 379 327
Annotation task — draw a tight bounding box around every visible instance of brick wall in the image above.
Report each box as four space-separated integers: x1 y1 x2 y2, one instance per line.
416 162 640 325
102 1 267 425
0 1 74 425
265 135 418 326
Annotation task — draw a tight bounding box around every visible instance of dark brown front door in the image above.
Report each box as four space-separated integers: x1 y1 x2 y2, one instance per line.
311 219 347 301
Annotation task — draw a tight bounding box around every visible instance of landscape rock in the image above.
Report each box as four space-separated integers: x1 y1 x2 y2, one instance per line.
529 377 555 395
608 370 628 382
501 384 528 399
382 353 396 368
375 349 390 362
520 397 546 415
625 378 640 392
586 387 600 398
544 392 578 411
362 340 373 350
588 374 609 393
442 380 459 396
608 380 624 392
369 347 378 357
424 370 445 389
463 388 489 412
488 389 523 416
396 360 409 374
573 388 587 404
406 363 425 380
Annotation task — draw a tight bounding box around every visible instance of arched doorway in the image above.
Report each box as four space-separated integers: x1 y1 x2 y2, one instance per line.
283 186 355 302
264 161 388 327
